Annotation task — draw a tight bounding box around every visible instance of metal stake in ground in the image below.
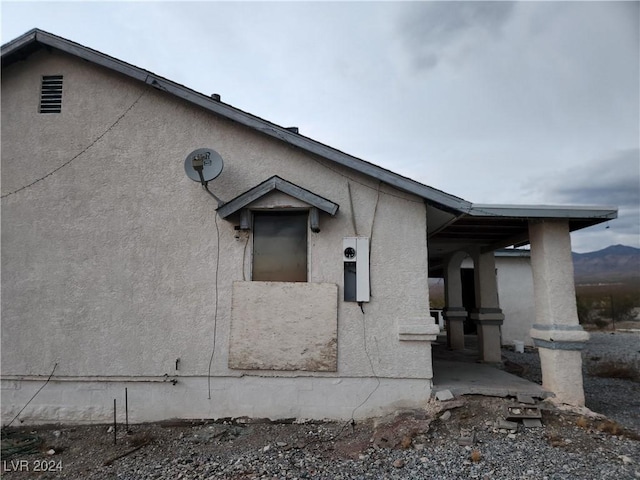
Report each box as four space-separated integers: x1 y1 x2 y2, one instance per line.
125 388 129 433
113 399 117 445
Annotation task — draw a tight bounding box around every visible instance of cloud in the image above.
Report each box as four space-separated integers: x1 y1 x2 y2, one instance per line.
396 1 515 71
550 150 640 208
532 149 640 251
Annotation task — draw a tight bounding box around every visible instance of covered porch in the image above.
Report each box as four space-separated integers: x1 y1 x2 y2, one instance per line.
426 203 617 406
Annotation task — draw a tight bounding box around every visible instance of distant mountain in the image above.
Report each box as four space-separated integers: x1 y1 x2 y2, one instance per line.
572 245 640 284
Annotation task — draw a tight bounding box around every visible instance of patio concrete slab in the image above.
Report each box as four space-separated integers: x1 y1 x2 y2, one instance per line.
432 359 550 398
431 334 550 398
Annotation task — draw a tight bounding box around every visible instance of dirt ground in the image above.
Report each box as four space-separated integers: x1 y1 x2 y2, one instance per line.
2 394 639 479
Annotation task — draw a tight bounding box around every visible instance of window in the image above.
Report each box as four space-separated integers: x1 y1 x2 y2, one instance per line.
39 75 63 113
252 211 308 282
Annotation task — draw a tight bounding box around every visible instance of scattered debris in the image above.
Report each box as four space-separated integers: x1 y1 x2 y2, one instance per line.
440 410 452 421
505 405 542 421
458 428 476 446
392 458 405 468
523 418 543 428
371 410 432 450
497 419 518 432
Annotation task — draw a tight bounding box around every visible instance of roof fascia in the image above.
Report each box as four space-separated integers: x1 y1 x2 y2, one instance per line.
0 28 37 55
2 29 472 214
217 176 339 219
469 204 618 220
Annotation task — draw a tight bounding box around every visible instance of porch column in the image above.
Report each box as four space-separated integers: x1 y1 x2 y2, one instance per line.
443 252 467 350
529 220 589 406
470 250 504 363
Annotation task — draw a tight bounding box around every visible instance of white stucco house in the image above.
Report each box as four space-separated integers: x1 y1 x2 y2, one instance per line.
1 30 617 424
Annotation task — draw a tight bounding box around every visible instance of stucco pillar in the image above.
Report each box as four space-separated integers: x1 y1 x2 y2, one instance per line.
469 250 504 363
528 220 589 406
442 252 467 350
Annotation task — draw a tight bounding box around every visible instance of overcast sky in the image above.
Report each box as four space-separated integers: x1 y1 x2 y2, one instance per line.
2 1 638 252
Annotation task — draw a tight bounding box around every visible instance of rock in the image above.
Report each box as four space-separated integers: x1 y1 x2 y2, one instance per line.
263 445 271 453
46 449 56 455
53 430 61 438
517 394 536 405
497 419 518 431
458 429 476 446
276 442 288 447
107 426 114 433
392 459 405 468
435 390 454 401
507 433 517 440
619 455 633 465
440 411 452 421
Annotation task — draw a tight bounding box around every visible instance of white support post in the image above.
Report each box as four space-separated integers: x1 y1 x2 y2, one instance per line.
529 220 589 406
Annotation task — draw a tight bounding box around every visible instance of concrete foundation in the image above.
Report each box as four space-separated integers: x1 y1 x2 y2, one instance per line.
1 376 432 425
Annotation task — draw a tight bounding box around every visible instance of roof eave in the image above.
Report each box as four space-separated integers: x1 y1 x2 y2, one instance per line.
469 204 618 222
1 28 472 214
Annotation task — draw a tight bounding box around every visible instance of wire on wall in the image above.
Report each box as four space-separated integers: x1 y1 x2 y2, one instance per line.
311 157 422 204
350 304 381 420
4 363 58 429
1 89 148 199
207 211 221 400
347 181 358 236
369 181 381 240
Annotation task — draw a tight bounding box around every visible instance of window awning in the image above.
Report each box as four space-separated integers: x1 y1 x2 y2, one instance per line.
217 175 339 219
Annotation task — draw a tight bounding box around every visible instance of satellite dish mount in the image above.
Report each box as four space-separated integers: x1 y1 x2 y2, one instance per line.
184 148 224 186
184 148 225 205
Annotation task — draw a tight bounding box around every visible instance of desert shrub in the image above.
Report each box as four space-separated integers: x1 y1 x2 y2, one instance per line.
588 358 640 382
576 296 597 325
593 318 609 330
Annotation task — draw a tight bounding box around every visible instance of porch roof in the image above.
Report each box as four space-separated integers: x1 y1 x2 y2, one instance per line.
427 204 617 276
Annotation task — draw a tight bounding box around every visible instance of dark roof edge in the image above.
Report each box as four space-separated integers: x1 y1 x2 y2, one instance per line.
2 28 472 213
469 204 618 221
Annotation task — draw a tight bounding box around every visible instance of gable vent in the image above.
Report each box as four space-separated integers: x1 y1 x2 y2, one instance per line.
39 75 63 113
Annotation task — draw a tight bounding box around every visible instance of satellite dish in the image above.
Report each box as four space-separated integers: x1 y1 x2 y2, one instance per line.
184 148 224 183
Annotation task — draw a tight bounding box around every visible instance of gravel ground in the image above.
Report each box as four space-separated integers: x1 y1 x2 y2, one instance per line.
502 330 640 433
2 332 639 479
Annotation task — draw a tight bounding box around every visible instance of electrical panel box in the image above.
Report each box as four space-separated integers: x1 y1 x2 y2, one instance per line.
343 237 370 302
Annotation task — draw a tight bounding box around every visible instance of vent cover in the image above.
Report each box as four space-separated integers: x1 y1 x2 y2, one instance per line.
39 75 63 113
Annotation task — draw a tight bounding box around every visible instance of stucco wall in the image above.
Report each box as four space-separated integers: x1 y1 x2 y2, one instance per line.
1 49 434 422
496 256 536 346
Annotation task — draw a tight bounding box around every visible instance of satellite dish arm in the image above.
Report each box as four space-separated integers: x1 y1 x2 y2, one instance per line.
192 156 207 186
